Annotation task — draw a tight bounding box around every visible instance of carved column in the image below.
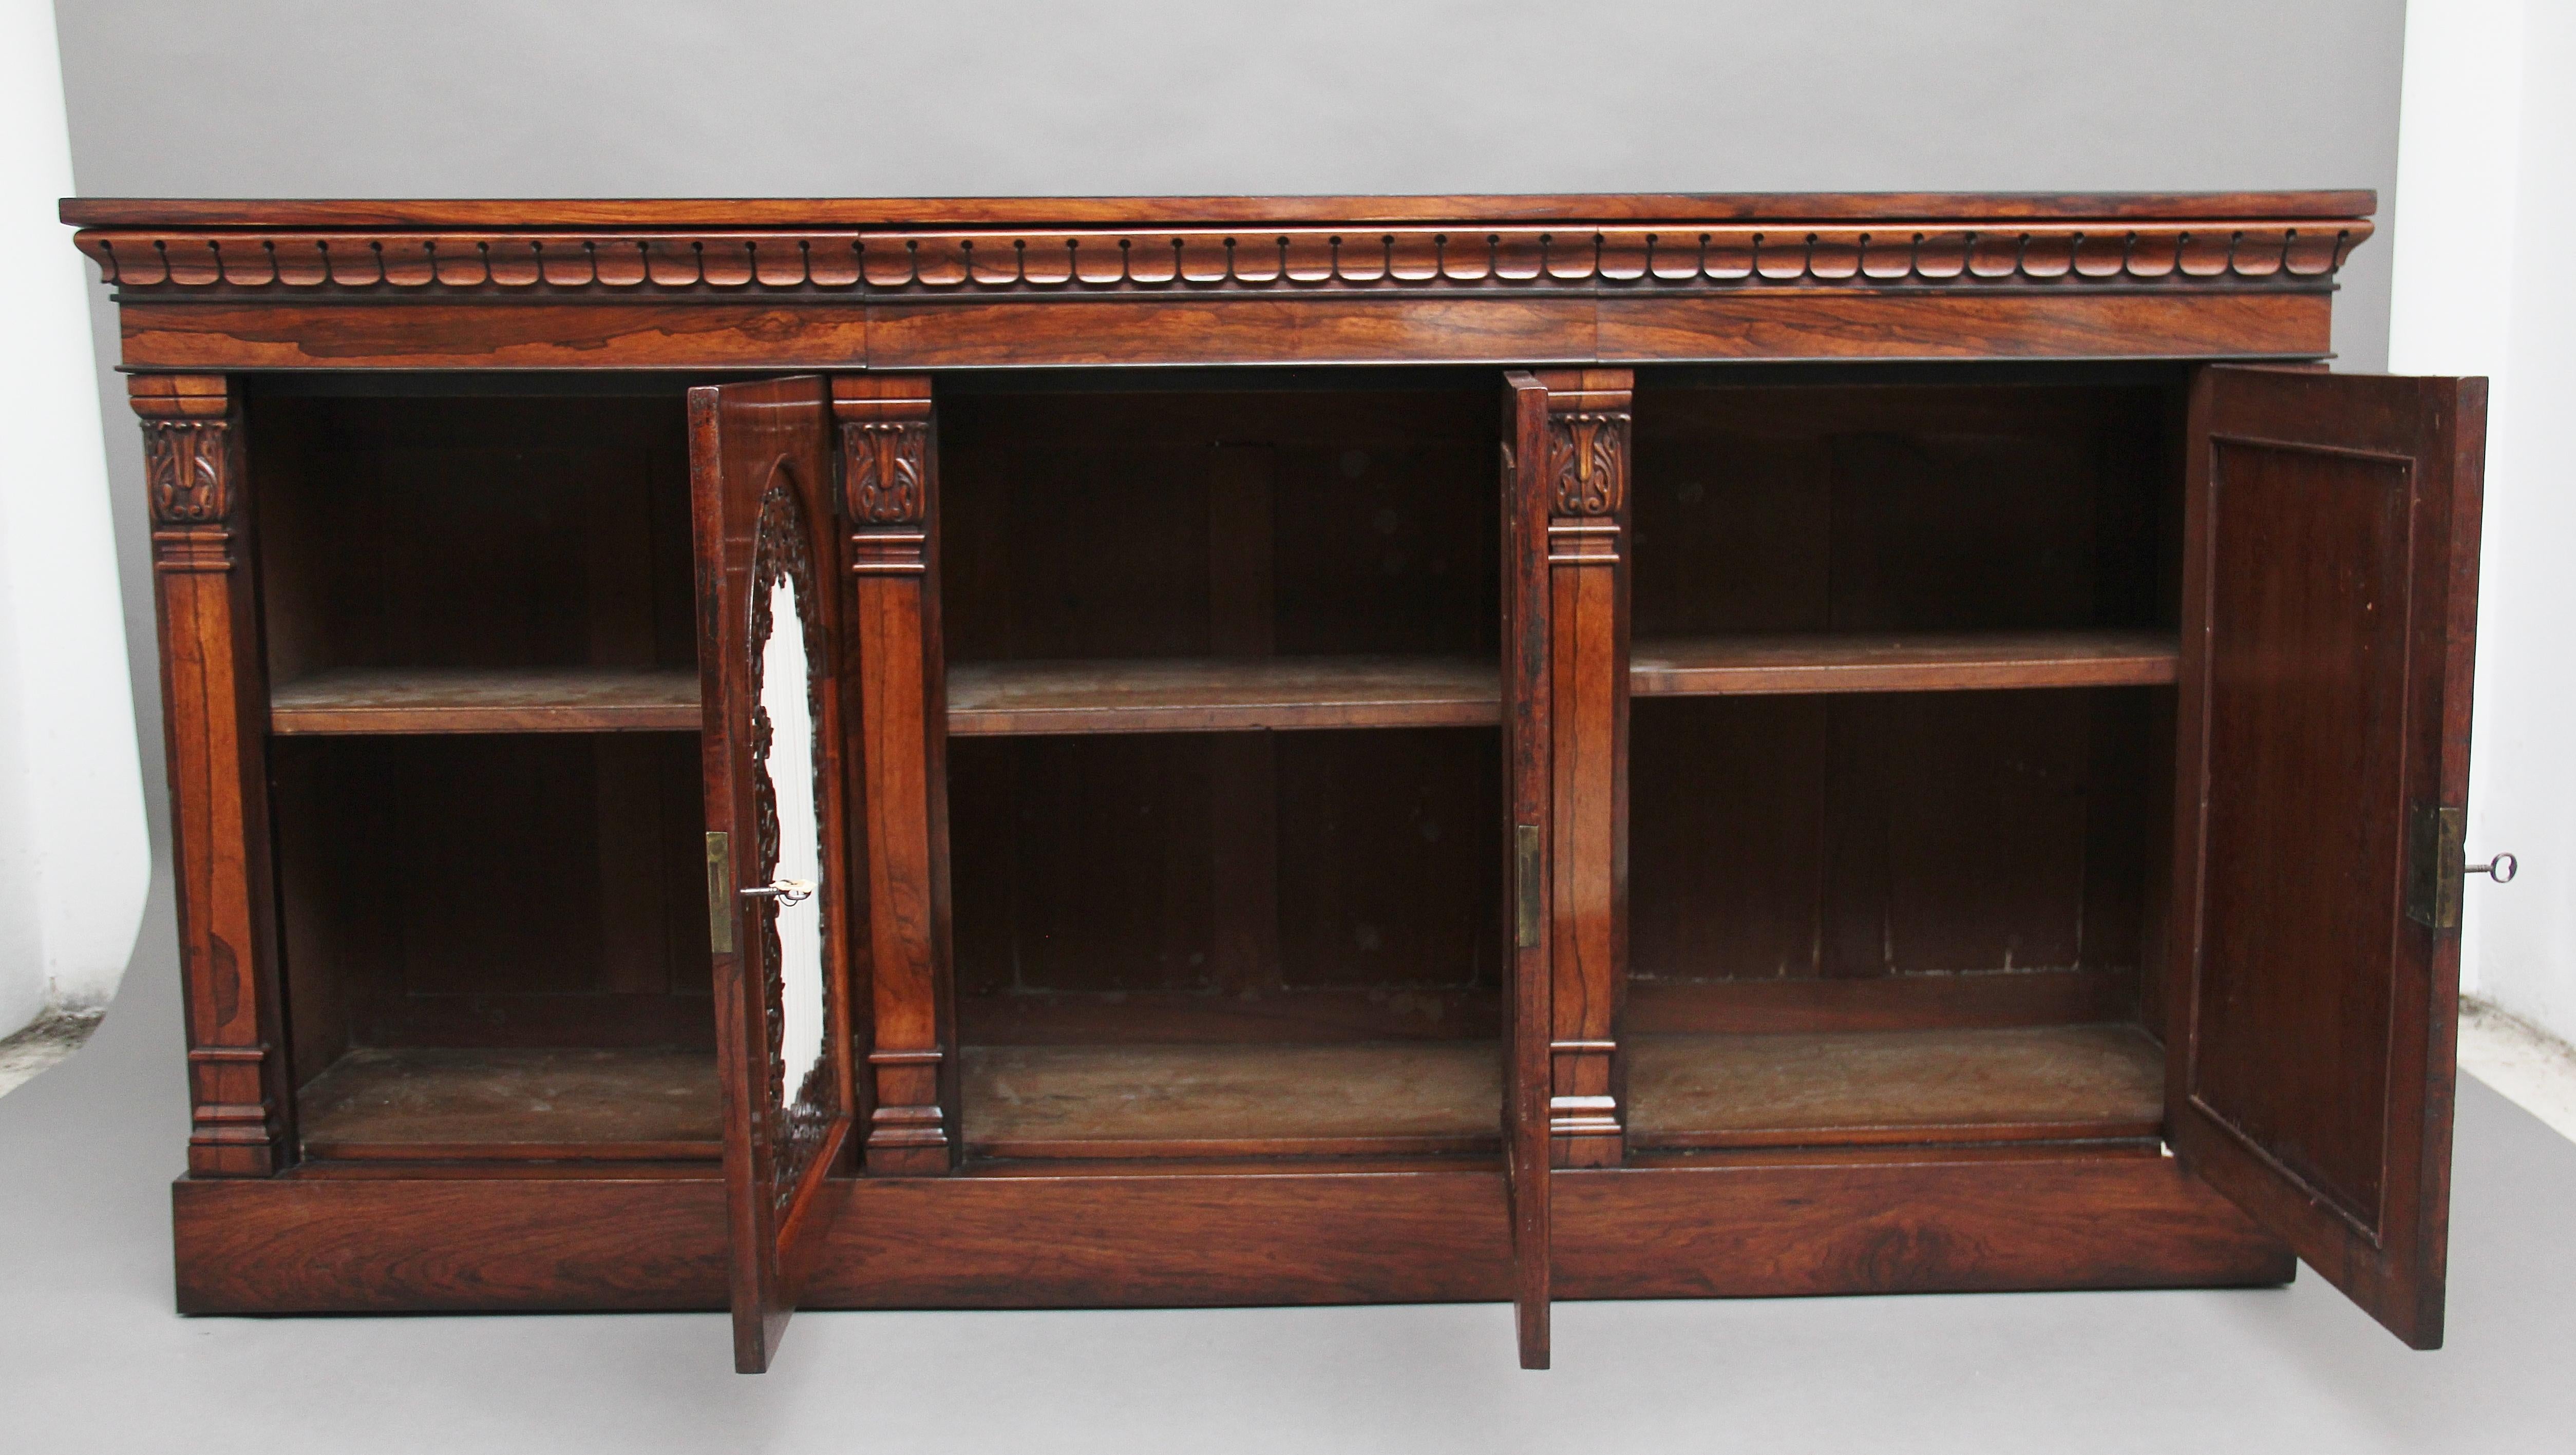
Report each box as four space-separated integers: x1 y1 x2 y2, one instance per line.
834 374 957 1174
134 374 289 1176
1538 370 1631 1168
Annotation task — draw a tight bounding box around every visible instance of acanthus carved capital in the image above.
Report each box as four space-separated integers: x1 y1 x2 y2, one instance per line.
1546 410 1629 518
143 420 233 526
841 419 928 525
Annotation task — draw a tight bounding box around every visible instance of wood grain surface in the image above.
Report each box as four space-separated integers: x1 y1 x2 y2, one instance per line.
135 374 292 1176
270 666 702 734
947 655 1498 735
960 1042 1502 1158
1630 630 2178 696
269 733 714 1056
690 374 864 1371
957 987 1500 1044
93 192 2461 1366
2166 366 2486 1350
111 293 2338 373
1625 1025 2163 1149
168 1145 2289 1314
1553 1151 2291 1298
297 1047 719 1161
834 374 960 1179
1623 967 2135 1034
1499 371 1558 1365
62 191 2377 229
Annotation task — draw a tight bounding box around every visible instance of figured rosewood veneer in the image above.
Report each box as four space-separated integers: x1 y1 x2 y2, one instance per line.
66 193 2370 372
76 191 2489 1375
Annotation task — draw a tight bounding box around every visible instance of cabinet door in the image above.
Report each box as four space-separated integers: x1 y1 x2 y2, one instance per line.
690 377 862 1373
2169 365 2487 1349
1500 372 1556 1369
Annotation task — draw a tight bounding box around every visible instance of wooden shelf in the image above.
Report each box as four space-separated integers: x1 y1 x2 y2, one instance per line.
267 636 2172 736
270 667 702 735
1626 1024 2164 1151
1630 630 2180 697
946 656 1500 736
297 1047 721 1161
961 1042 1502 1158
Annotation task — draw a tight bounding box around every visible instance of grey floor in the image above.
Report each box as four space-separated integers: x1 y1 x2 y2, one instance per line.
5 889 2571 1453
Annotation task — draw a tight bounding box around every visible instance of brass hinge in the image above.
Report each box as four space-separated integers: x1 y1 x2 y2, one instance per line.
1513 824 1543 949
2404 805 2465 930
706 831 735 953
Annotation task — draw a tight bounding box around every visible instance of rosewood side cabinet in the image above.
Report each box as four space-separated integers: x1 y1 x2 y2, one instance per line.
62 191 2498 1372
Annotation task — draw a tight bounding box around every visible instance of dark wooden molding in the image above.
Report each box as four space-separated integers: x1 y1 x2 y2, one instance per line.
62 192 2379 231
132 373 291 1177
73 196 2370 371
74 217 2368 300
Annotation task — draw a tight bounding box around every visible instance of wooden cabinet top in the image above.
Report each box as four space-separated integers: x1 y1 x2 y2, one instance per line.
61 190 2375 229
63 191 2376 372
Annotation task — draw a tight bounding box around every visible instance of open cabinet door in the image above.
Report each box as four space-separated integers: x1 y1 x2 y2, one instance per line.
690 376 862 1373
1500 372 1556 1369
2169 365 2487 1349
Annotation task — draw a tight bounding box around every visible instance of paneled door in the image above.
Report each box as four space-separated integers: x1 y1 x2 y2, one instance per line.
691 376 863 1373
2168 365 2488 1349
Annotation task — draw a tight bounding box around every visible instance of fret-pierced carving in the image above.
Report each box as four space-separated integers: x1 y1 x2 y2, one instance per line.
1547 411 1629 517
746 471 839 1212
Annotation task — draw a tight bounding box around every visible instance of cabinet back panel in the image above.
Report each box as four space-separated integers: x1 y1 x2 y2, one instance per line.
272 734 713 1070
1630 384 2168 638
1626 379 2169 1036
251 395 695 682
941 389 1498 663
1630 690 2150 1010
948 728 1502 1037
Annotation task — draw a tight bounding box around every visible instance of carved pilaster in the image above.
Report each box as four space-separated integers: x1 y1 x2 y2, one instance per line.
132 374 289 1177
1539 371 1632 1169
833 375 956 1175
1547 409 1628 518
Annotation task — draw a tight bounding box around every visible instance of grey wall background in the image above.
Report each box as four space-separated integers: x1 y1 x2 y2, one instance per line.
53 0 2408 1000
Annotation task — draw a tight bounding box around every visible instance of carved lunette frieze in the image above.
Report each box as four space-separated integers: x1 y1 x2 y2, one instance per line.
77 219 2367 297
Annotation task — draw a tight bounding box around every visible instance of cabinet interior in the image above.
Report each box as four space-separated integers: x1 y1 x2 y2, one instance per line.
254 385 719 1163
941 377 1505 1159
1622 374 2183 1152
251 369 2190 1167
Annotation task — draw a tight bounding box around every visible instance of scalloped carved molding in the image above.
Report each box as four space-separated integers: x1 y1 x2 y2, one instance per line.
74 219 2366 297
